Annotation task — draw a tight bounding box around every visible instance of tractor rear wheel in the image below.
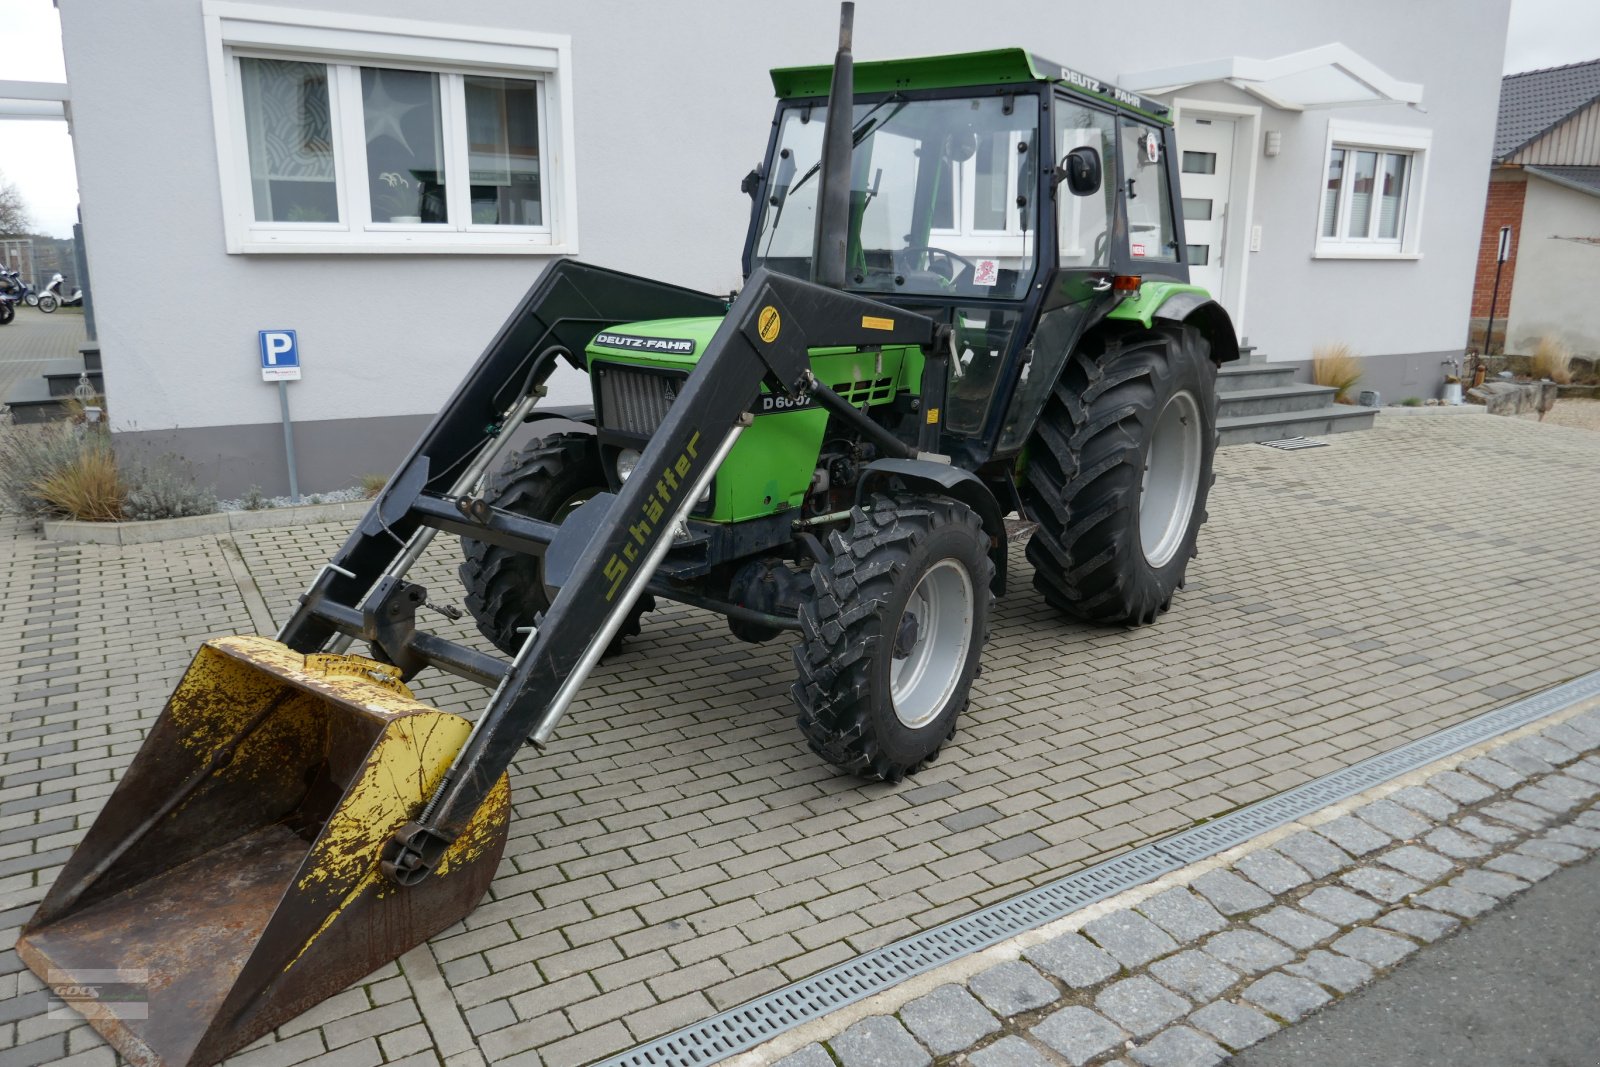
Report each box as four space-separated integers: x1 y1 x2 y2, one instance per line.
459 431 652 656
793 494 993 782
1022 324 1216 626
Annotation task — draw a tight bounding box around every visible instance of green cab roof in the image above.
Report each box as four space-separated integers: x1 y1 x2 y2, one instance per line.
769 47 1169 122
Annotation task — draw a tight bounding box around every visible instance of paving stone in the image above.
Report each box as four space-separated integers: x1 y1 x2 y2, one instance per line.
1412 886 1497 919
1388 786 1458 821
1128 1026 1228 1067
1232 851 1309 895
1540 721 1595 751
1425 771 1495 805
1094 976 1191 1038
1458 757 1526 790
829 1016 931 1067
1271 832 1352 880
1312 816 1390 856
1377 845 1455 882
1148 950 1239 1002
1375 907 1460 942
1339 866 1424 904
1023 933 1121 989
1543 824 1600 850
1188 871 1271 917
1297 886 1381 926
1567 763 1600 788
1030 1006 1125 1067
1329 927 1416 969
968 961 1059 1018
1579 809 1600 828
1492 747 1557 779
898 985 999 1055
1082 910 1180 968
1353 799 1432 840
1423 827 1492 860
1201 931 1292 976
774 1044 834 1067
1480 800 1556 831
1450 869 1528 900
1514 783 1581 814
1240 973 1331 1023
1454 816 1520 845
1284 948 1375 993
1485 853 1559 883
968 1035 1054 1067
1188 1001 1279 1051
1248 907 1337 950
1506 735 1578 766
1135 889 1228 943
1542 774 1600 801
1518 839 1585 865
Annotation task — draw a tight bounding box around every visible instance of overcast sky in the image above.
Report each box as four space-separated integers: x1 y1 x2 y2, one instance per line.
1 0 1597 241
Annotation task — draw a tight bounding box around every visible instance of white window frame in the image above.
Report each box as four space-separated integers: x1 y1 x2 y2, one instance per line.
1314 119 1429 260
202 2 578 254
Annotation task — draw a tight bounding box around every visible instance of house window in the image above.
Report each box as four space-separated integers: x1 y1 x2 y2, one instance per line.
205 3 576 254
1315 120 1430 259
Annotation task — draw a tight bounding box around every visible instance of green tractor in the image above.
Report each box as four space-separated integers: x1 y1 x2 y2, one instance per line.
457 16 1238 783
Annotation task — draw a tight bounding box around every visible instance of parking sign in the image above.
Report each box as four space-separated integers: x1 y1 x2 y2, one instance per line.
259 330 301 381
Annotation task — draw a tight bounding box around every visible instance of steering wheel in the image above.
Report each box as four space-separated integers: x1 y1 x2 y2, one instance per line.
894 245 979 283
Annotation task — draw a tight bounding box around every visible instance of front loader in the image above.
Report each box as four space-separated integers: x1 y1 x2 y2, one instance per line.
21 8 1237 1065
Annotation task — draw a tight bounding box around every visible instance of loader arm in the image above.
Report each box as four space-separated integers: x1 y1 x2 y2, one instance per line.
279 265 937 884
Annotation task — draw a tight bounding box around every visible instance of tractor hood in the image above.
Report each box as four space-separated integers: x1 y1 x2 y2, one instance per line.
584 316 724 370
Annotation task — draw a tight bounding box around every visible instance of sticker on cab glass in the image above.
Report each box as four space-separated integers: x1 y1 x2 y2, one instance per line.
757 305 781 343
1145 130 1160 164
1131 243 1147 257
972 260 999 287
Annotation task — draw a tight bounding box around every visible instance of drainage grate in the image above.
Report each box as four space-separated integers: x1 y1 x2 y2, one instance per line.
1259 436 1328 451
595 669 1600 1067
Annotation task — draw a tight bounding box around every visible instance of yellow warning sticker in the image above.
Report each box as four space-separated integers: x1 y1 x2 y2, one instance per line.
926 407 940 424
758 306 782 343
861 315 895 331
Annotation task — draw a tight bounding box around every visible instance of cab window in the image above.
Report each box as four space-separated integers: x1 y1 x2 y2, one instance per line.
1118 119 1178 263
1056 101 1115 267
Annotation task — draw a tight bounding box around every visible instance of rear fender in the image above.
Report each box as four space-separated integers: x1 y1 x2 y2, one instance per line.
1150 293 1240 365
856 458 1008 595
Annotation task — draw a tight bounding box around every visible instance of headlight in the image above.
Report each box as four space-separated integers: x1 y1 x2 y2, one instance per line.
616 448 642 483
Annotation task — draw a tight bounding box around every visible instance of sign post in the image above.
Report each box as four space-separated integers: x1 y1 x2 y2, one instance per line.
258 330 302 503
1480 225 1513 381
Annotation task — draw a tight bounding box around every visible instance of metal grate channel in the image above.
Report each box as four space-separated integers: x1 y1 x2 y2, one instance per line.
596 669 1600 1067
1259 436 1328 451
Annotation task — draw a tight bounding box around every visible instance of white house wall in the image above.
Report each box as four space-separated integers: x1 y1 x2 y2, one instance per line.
1505 175 1600 357
56 0 1510 493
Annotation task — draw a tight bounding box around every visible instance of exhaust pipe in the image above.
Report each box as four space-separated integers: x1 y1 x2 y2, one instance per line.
811 1 854 290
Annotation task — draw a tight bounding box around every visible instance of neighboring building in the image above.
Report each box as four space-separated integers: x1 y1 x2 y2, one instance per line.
51 0 1509 494
1470 58 1600 357
0 238 35 287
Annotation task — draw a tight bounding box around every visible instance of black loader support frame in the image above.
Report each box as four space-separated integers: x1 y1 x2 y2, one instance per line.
278 263 938 886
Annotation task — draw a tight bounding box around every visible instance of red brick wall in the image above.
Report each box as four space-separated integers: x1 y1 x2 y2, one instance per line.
1470 172 1525 321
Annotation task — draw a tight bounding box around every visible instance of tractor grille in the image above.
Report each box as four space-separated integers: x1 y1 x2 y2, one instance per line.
596 363 685 436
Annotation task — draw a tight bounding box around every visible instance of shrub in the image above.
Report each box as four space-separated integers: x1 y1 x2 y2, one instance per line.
32 435 125 521
1401 397 1423 407
0 422 95 516
1530 336 1573 384
241 485 272 511
360 472 388 498
1312 343 1363 403
124 453 218 521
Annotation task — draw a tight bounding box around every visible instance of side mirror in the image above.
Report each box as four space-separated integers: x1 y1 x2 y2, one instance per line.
1056 145 1102 197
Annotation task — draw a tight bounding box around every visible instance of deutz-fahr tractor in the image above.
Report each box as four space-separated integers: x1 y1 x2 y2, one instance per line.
19 9 1236 1066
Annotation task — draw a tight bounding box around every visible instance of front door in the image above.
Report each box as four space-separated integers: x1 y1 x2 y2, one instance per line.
1177 115 1234 301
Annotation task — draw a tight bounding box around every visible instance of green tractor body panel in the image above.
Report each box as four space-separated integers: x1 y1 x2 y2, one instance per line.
770 47 1172 123
586 318 922 523
1107 281 1215 328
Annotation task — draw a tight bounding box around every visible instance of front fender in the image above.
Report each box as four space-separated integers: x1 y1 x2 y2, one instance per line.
855 458 1008 596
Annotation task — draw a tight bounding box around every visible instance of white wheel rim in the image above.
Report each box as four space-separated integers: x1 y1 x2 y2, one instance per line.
1140 389 1202 568
889 559 975 728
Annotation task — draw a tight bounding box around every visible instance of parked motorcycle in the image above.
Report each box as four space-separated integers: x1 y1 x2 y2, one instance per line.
0 268 20 325
37 272 82 313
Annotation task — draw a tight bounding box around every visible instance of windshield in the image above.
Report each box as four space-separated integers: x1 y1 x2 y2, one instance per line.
754 94 1041 300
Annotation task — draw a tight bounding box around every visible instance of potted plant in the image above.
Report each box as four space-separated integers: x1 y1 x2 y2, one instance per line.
376 171 421 223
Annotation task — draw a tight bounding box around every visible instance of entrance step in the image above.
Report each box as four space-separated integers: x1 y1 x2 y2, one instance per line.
1217 361 1299 392
1216 356 1375 446
3 377 67 424
1218 382 1339 418
1218 405 1376 446
42 360 104 398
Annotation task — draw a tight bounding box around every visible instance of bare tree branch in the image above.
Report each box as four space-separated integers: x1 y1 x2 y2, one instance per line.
0 173 34 236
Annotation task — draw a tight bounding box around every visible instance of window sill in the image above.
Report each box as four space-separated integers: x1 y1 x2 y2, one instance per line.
1312 249 1423 261
230 232 574 255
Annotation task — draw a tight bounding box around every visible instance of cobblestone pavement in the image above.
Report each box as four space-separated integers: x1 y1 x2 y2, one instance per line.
1 413 1598 1067
0 310 87 403
752 705 1600 1067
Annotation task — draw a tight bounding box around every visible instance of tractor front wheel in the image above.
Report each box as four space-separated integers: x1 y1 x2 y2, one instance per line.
1022 324 1217 625
459 431 652 656
792 494 993 782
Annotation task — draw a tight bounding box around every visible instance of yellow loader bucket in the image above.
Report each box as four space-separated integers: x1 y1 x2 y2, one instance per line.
17 636 510 1067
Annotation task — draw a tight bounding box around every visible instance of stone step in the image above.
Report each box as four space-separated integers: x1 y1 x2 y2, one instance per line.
3 377 68 424
1217 404 1376 446
79 342 101 373
1218 382 1339 418
41 361 104 398
1217 361 1299 391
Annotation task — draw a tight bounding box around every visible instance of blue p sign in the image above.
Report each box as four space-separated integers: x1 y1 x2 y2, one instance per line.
259 330 301 381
